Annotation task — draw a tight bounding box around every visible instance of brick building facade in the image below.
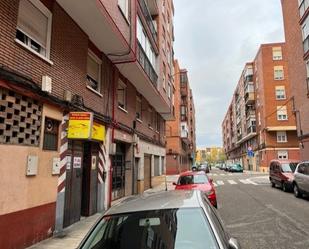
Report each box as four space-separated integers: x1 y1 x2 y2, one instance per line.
222 43 300 172
0 0 175 248
281 0 309 161
166 60 196 174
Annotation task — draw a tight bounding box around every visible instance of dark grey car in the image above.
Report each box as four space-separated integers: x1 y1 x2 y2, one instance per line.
78 190 241 249
293 161 309 198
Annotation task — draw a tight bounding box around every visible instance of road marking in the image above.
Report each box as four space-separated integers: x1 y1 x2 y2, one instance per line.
228 180 237 185
217 180 224 185
228 173 233 176
220 174 225 176
246 179 258 185
239 179 250 184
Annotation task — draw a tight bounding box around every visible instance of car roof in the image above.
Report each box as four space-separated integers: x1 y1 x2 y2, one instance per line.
105 190 201 216
270 159 300 163
179 170 206 177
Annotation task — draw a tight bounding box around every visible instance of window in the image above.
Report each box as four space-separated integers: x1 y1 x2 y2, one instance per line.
167 82 171 99
302 15 309 41
278 151 288 160
306 60 309 93
274 66 284 80
277 131 287 143
118 0 129 20
277 106 288 120
136 94 142 120
162 63 166 89
16 0 52 59
43 118 59 151
118 80 127 110
275 86 286 100
137 17 157 68
154 112 159 131
272 47 282 60
148 108 154 128
87 51 102 92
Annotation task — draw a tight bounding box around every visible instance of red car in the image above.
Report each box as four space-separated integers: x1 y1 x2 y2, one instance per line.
173 171 217 208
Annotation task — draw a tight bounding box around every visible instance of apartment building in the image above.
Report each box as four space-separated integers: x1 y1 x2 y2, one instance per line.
166 60 196 174
281 0 309 161
0 0 175 248
222 43 300 172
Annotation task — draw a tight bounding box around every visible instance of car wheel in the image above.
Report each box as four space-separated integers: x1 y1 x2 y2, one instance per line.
270 179 275 188
293 184 302 198
282 182 288 192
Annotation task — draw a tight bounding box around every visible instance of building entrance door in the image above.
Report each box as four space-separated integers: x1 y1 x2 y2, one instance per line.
144 154 152 191
112 143 126 200
64 140 83 228
81 142 98 217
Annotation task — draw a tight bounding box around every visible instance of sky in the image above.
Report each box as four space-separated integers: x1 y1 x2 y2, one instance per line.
173 0 285 148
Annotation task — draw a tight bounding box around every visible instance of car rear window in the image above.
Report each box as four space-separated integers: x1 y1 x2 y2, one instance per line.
80 208 219 249
178 174 209 185
281 163 297 173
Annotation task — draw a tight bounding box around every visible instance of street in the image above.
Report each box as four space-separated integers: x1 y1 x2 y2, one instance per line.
210 169 309 249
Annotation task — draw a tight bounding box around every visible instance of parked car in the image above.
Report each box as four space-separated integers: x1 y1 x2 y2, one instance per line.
269 160 299 192
220 164 227 170
225 164 233 172
174 171 217 208
198 163 210 173
192 164 198 171
229 164 243 173
78 191 241 249
293 161 309 198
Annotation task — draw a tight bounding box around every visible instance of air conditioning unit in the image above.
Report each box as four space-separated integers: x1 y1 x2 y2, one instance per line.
63 90 72 102
42 75 52 93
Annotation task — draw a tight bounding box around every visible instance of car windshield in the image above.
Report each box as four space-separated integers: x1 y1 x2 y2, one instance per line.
178 174 209 185
281 163 297 173
81 208 219 249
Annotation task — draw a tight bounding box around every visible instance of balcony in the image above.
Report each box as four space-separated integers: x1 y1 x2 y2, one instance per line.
247 126 256 134
180 84 188 96
137 41 158 87
145 0 159 15
244 75 253 85
246 109 256 119
57 0 129 56
299 0 309 19
139 0 158 44
303 35 309 55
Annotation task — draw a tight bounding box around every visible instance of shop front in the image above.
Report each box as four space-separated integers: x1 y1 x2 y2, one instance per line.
55 112 107 229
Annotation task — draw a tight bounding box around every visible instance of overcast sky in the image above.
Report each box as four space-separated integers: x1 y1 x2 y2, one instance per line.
173 0 285 148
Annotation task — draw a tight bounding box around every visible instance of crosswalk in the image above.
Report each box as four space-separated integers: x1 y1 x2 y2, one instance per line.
212 179 259 187
208 173 234 176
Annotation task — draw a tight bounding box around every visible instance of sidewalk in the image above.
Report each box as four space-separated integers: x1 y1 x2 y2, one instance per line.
27 175 178 249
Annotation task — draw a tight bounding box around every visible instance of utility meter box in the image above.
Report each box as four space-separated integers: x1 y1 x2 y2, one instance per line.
26 155 38 176
52 157 61 175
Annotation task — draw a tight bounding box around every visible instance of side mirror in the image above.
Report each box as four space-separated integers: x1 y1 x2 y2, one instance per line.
172 182 177 186
228 238 240 249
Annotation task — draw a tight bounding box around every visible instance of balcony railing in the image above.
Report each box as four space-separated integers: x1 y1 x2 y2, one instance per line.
299 0 309 19
303 35 309 55
139 0 157 44
247 126 256 134
137 41 158 87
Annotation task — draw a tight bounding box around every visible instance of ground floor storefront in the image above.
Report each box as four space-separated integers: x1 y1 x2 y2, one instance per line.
111 129 166 200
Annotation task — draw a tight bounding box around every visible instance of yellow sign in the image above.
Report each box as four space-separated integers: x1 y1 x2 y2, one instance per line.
68 112 93 139
91 122 106 142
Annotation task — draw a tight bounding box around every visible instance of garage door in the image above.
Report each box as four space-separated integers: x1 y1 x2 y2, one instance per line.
144 154 152 190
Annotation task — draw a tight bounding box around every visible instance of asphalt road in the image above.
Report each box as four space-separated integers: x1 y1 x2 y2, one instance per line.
209 168 309 249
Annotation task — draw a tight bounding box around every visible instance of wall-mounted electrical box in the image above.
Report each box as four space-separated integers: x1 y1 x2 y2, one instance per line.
52 157 61 175
26 155 38 176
